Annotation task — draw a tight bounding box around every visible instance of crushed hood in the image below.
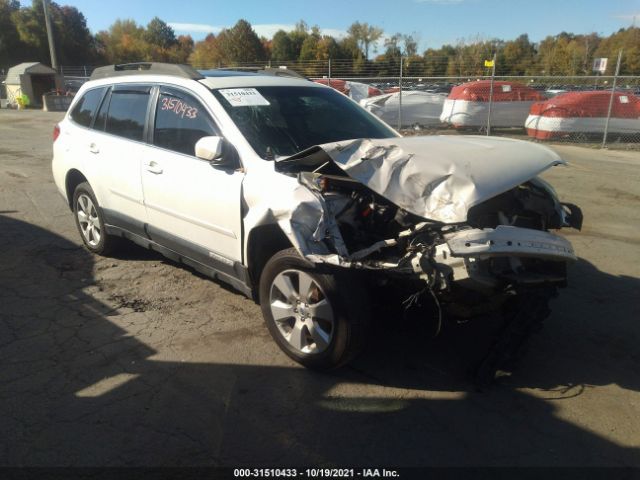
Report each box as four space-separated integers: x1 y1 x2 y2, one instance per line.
277 136 565 223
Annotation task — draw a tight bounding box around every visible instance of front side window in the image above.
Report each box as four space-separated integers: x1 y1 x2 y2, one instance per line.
212 86 395 158
70 87 105 128
153 88 216 156
104 87 150 141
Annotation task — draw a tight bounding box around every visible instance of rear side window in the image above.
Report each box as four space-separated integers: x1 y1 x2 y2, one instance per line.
93 87 111 132
153 88 216 156
104 87 151 141
70 87 105 128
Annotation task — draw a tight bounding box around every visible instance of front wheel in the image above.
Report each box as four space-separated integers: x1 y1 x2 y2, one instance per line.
259 248 369 370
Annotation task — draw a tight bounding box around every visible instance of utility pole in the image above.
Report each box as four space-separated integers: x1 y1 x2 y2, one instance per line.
42 0 58 71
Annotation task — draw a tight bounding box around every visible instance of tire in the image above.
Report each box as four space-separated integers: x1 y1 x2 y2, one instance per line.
259 248 369 370
72 182 119 256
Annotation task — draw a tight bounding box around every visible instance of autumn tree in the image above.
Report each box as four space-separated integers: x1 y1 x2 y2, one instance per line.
172 35 194 63
95 19 147 64
347 21 383 59
496 34 536 75
189 33 222 68
594 27 640 75
12 0 98 65
96 17 193 64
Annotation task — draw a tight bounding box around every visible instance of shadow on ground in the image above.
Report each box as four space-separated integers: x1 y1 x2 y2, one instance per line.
1 214 638 467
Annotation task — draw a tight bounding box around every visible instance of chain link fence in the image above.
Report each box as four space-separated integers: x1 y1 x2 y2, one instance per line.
20 56 640 148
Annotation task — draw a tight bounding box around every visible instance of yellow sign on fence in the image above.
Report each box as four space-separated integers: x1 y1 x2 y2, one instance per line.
484 59 494 68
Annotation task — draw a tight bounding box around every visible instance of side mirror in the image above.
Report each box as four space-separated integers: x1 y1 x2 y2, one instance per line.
195 136 224 162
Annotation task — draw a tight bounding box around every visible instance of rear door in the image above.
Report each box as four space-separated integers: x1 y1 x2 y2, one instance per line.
91 84 152 234
61 86 108 190
141 85 245 265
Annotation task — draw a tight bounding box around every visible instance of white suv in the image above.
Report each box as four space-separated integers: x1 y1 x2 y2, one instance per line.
53 63 582 381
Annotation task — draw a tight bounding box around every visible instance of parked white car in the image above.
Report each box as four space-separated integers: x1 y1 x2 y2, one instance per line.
360 90 446 128
52 63 582 382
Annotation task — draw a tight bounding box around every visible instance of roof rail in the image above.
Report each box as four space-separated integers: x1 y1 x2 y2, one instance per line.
216 66 308 80
90 62 204 81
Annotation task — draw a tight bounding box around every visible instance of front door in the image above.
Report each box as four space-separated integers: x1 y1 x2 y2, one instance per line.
141 86 244 266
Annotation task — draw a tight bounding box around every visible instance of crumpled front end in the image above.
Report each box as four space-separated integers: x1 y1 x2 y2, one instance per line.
273 136 582 311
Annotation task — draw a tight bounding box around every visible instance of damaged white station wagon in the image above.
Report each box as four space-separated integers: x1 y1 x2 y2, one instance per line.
53 63 582 382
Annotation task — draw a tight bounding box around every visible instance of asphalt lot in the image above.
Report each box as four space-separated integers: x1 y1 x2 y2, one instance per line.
1 108 639 467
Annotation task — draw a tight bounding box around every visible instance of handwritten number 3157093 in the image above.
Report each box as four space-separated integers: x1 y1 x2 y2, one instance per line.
161 97 198 119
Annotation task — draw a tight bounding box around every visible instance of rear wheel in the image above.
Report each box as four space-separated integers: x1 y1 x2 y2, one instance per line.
73 182 119 255
259 248 369 370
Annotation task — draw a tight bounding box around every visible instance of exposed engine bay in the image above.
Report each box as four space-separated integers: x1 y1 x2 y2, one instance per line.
274 137 582 303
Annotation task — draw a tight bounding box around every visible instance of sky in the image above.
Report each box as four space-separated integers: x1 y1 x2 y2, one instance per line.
61 0 640 52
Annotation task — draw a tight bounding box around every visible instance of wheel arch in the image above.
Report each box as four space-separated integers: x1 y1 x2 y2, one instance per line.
65 169 88 210
246 223 293 300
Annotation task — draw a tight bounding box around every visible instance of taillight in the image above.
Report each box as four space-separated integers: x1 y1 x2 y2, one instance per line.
53 124 60 142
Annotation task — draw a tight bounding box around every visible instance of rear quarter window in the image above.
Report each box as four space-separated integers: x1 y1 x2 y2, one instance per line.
69 87 106 128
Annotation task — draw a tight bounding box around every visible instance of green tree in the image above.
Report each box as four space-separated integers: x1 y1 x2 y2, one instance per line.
383 33 402 60
497 34 536 75
316 35 341 60
422 45 454 76
298 26 321 61
215 19 266 64
271 30 295 61
0 0 23 67
403 34 418 57
347 21 383 58
288 20 309 59
144 17 176 49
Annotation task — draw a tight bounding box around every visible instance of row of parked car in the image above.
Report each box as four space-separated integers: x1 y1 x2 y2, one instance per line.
318 79 640 139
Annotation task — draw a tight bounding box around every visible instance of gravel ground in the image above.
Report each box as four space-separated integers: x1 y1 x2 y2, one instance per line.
0 109 639 467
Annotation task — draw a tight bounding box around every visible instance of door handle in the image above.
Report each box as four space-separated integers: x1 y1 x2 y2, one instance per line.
145 161 163 174
89 143 99 154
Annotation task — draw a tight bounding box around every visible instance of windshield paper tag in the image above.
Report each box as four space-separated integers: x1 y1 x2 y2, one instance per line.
219 88 270 107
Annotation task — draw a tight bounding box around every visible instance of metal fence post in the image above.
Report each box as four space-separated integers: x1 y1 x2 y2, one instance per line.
602 50 623 148
328 58 331 89
486 52 497 136
398 57 403 131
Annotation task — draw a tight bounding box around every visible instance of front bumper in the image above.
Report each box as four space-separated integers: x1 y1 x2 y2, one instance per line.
416 226 575 291
445 225 576 262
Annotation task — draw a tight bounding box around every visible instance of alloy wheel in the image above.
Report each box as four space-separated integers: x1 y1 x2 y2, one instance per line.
76 193 101 247
269 269 335 354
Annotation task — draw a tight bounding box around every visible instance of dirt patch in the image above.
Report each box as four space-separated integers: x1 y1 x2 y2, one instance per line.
597 186 640 204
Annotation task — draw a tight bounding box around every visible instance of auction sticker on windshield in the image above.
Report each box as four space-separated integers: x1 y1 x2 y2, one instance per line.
219 88 270 107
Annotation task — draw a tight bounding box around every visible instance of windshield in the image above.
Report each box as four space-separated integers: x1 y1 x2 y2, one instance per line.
212 86 396 159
